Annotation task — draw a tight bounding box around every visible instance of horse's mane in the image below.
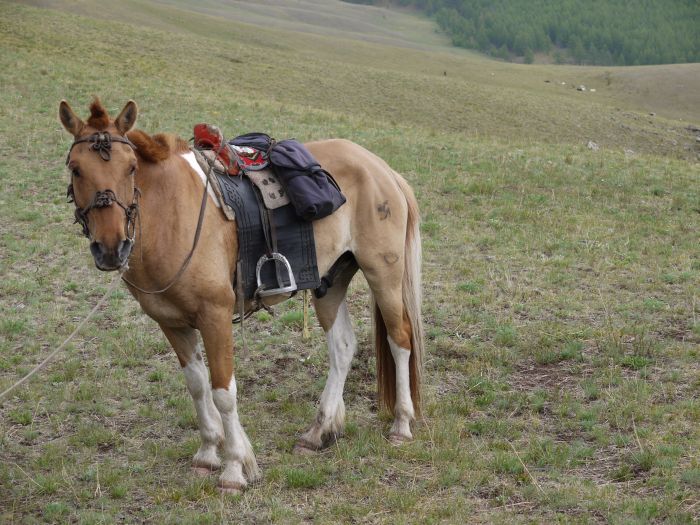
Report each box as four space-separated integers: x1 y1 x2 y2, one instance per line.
86 98 110 130
127 130 189 163
83 98 188 163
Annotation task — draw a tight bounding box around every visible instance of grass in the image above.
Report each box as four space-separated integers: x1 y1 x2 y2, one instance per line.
0 0 699 523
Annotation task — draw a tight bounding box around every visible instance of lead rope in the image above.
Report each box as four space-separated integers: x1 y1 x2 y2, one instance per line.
0 270 124 403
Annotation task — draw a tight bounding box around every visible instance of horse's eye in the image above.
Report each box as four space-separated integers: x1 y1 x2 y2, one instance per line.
129 166 136 176
71 167 80 178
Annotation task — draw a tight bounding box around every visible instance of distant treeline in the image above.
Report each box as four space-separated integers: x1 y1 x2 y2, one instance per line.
345 0 700 65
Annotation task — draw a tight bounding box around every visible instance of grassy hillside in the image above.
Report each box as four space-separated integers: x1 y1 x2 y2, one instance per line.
1 1 699 523
156 0 452 50
16 0 700 153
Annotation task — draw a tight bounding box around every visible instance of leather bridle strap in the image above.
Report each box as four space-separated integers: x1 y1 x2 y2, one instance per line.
68 185 140 241
65 131 213 296
65 131 137 164
66 131 140 241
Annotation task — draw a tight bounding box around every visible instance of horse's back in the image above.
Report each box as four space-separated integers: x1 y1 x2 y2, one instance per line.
305 139 395 184
304 139 413 277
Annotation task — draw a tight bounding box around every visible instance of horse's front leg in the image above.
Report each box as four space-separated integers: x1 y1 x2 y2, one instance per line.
160 326 224 473
199 308 261 493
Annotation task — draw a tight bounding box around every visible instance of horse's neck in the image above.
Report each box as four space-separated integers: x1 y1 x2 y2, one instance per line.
131 154 196 264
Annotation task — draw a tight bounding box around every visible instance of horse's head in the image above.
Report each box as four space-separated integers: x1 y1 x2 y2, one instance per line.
59 98 139 271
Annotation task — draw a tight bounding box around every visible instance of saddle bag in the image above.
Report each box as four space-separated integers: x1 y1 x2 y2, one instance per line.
230 133 346 221
230 132 275 153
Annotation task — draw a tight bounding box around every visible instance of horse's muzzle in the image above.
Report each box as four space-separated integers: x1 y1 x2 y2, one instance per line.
90 239 133 271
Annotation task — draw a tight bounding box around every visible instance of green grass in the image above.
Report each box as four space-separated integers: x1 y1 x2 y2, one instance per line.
1 1 699 523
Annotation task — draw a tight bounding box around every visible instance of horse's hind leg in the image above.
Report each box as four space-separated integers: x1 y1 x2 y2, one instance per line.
160 326 224 473
295 269 357 453
363 263 416 444
386 330 414 443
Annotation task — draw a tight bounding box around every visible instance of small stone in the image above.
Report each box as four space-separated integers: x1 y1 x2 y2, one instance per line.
587 141 599 151
577 85 586 91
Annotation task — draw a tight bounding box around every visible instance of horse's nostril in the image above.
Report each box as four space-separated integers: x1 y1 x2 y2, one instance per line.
118 239 133 260
90 241 104 259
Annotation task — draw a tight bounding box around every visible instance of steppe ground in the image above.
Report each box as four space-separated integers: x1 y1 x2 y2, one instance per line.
1 1 699 523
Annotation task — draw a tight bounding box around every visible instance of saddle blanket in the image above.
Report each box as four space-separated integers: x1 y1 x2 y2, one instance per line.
182 150 319 300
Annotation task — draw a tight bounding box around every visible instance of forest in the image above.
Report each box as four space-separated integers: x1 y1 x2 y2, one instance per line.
346 0 700 65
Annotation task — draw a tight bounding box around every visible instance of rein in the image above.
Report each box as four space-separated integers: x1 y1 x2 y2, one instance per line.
120 175 209 295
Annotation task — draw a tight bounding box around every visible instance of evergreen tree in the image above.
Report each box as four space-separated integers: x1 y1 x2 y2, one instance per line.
347 0 700 66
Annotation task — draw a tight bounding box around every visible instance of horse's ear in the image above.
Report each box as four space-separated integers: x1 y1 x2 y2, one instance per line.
59 100 84 136
115 100 138 134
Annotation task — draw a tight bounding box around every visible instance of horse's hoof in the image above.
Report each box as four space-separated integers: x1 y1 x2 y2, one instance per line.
192 466 215 477
217 481 245 495
388 433 411 445
293 443 319 455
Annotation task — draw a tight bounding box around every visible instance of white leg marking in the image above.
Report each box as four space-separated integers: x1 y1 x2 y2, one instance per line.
211 377 260 489
388 336 414 441
298 301 356 450
182 344 223 470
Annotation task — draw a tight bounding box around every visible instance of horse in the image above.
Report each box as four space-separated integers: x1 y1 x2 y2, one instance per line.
58 98 424 493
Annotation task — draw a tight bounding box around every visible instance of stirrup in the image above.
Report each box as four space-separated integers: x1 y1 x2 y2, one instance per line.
255 253 297 297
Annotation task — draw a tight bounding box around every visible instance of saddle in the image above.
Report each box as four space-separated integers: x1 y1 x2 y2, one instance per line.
190 125 345 307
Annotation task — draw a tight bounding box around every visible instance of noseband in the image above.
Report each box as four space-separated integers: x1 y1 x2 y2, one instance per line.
67 185 140 240
65 132 140 241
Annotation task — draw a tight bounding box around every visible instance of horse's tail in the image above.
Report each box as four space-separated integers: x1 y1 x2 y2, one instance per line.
374 173 424 416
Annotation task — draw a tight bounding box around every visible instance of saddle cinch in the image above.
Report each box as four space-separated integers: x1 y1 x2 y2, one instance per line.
190 124 346 308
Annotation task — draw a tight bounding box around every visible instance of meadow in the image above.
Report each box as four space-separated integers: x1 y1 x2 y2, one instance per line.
1 1 699 523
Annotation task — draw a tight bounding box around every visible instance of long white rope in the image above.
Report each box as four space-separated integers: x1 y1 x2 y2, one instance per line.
0 271 123 403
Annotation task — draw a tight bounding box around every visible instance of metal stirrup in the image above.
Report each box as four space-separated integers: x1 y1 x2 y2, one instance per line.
255 253 297 297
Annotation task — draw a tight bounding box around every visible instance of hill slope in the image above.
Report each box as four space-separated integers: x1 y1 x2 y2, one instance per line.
16 0 700 158
1 1 699 524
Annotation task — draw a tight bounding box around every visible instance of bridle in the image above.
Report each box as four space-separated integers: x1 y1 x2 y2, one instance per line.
65 131 140 242
65 129 214 295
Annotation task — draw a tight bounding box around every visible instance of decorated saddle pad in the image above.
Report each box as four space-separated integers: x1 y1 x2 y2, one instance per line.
208 167 319 300
191 148 289 210
244 168 290 210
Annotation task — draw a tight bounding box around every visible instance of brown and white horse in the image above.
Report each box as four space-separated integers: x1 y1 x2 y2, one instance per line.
59 98 423 493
